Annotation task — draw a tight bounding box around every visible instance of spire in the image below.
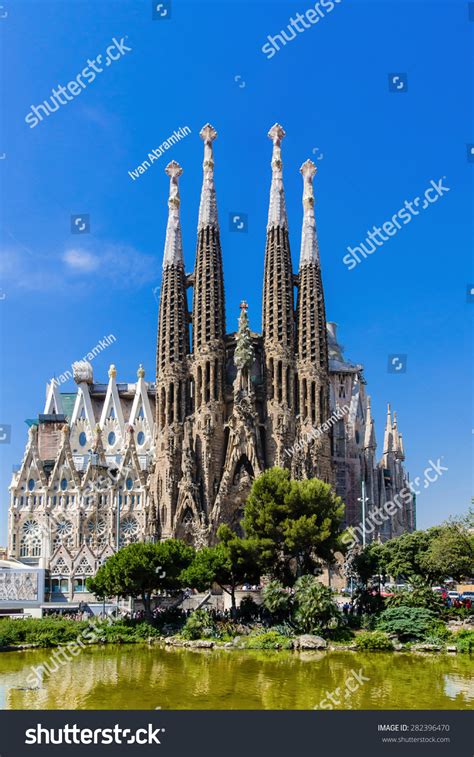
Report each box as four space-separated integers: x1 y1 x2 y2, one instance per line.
192 123 225 352
383 403 393 454
262 123 294 351
198 124 218 230
163 161 184 269
299 159 320 267
295 160 328 366
157 160 190 374
267 123 288 229
364 396 376 450
392 410 400 452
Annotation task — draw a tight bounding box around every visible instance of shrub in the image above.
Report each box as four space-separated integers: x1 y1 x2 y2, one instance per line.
293 575 340 633
242 629 293 649
454 629 474 653
323 626 355 643
376 607 436 641
386 582 445 615
238 596 260 622
354 631 394 651
180 610 217 641
261 580 291 620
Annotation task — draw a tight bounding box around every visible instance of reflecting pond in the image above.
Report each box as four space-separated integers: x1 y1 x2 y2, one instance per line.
0 646 472 710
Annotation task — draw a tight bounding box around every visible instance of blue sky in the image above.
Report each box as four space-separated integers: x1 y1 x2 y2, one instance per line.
0 0 472 545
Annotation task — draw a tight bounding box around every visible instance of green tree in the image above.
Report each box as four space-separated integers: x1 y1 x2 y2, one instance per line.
242 467 345 583
381 519 473 584
419 525 474 583
293 575 340 633
87 539 194 621
181 525 260 618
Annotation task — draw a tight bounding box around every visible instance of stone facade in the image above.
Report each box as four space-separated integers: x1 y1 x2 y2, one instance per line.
6 124 415 601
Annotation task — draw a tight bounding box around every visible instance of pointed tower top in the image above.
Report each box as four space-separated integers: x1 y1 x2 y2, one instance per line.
108 364 117 379
299 158 320 267
163 161 184 269
364 395 376 450
267 123 288 229
137 364 145 379
198 124 218 229
384 403 394 454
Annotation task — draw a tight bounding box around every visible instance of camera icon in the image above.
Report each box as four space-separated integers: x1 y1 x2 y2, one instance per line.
152 1 171 19
466 144 474 163
388 73 408 93
387 354 407 374
71 214 90 234
466 285 474 303
229 213 248 233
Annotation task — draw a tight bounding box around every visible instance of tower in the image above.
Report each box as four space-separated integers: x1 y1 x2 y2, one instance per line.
190 124 226 518
262 124 296 466
154 160 190 537
294 159 332 481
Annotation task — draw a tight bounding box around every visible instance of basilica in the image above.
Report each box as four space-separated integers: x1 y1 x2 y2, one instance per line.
6 124 415 599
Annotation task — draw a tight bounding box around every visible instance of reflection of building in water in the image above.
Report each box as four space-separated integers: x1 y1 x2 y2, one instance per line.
6 125 415 606
443 675 474 701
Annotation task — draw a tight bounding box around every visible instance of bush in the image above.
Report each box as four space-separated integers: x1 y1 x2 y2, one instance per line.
454 629 474 653
0 618 89 648
261 580 291 620
376 607 436 641
354 631 394 651
241 629 293 649
238 596 260 622
323 626 355 643
293 575 340 633
387 582 445 615
180 610 217 641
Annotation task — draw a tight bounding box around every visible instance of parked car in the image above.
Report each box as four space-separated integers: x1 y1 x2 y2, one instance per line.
447 591 460 600
460 591 474 602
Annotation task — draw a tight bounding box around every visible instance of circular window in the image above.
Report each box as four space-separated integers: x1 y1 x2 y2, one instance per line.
136 431 145 446
60 478 68 491
126 477 133 491
79 431 87 447
108 431 116 446
27 478 35 492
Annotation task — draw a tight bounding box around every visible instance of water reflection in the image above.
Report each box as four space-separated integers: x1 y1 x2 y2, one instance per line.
0 647 472 710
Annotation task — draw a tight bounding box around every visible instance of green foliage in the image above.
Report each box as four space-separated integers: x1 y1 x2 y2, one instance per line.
0 617 161 648
376 606 437 641
180 610 217 641
292 575 340 633
419 525 474 583
454 629 474 653
349 543 387 586
353 588 385 617
261 579 291 620
386 578 445 615
241 629 294 649
238 596 260 622
181 525 260 616
355 631 394 651
87 539 194 619
323 626 355 643
0 617 88 647
380 519 473 584
242 468 345 583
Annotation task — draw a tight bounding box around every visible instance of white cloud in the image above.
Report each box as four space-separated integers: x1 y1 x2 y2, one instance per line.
63 248 99 272
0 240 159 293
